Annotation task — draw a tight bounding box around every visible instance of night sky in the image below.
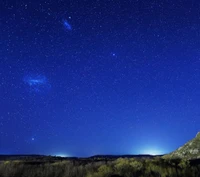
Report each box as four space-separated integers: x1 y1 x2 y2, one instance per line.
1 0 200 157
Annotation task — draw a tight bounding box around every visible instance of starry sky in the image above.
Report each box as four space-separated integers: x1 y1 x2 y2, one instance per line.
1 0 200 157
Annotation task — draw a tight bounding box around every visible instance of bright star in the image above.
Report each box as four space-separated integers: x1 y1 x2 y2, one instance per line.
112 53 116 57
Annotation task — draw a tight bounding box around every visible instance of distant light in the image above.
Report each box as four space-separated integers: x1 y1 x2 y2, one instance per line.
55 154 68 157
139 148 164 155
31 138 35 141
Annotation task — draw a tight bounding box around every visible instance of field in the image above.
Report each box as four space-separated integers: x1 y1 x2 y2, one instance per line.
0 155 200 177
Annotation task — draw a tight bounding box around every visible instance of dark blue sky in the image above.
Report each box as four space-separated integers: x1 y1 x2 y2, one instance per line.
1 0 200 157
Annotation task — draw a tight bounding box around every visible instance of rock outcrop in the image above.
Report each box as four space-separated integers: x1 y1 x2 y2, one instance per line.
164 132 200 159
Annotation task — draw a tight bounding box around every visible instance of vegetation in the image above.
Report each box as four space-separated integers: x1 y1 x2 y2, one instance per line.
0 156 200 177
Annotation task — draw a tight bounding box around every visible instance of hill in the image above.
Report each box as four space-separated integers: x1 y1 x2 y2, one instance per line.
164 132 200 159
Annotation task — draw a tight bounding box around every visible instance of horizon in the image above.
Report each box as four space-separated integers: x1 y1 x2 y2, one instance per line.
0 153 165 158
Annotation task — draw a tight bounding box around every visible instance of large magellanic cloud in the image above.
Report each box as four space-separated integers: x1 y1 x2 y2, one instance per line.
23 74 51 93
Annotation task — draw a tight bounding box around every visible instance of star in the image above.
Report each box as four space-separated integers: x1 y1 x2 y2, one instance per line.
112 53 116 57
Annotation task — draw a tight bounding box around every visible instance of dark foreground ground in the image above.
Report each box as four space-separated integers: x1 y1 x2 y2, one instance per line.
0 155 200 177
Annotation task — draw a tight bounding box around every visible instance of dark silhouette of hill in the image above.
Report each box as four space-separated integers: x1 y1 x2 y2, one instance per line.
0 154 161 161
90 154 160 159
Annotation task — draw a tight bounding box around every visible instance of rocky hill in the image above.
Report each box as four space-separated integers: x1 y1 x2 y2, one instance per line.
164 132 200 159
